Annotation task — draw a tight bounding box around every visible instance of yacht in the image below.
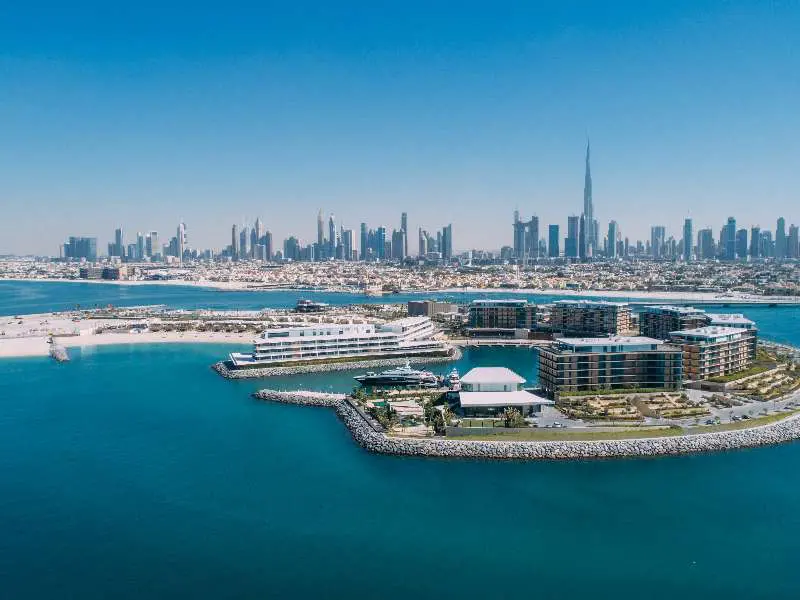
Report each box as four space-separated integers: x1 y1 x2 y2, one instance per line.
446 368 461 390
354 361 439 387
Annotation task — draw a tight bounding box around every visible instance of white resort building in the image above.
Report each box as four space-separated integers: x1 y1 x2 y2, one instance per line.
458 367 553 417
229 316 450 368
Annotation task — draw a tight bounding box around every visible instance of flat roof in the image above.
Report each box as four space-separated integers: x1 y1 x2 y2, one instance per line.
669 326 744 339
459 390 553 408
461 367 526 384
552 299 628 307
470 298 529 305
641 305 705 315
706 313 755 326
556 335 664 346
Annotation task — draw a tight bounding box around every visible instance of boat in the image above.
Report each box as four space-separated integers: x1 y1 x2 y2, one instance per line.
355 361 439 387
446 368 461 390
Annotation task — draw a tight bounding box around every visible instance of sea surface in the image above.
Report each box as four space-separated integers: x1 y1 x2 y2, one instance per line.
1 281 800 598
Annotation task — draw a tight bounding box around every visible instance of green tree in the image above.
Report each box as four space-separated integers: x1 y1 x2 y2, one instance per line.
502 407 525 428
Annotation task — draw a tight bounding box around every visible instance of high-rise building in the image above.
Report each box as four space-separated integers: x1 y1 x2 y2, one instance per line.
698 228 714 259
736 229 748 259
526 217 539 260
63 237 98 261
776 217 787 259
328 214 337 256
358 223 367 260
136 232 145 261
342 229 354 261
391 229 406 260
566 216 579 259
513 212 526 259
177 222 187 264
650 226 666 259
231 225 239 260
759 230 773 258
441 224 453 260
607 220 618 259
418 228 427 257
263 231 273 261
750 226 761 258
683 218 693 261
578 215 587 260
148 231 159 259
789 225 799 259
400 212 408 257
376 227 386 259
114 227 124 258
239 226 249 260
582 140 594 253
724 217 737 260
317 210 325 249
284 236 301 261
548 224 560 258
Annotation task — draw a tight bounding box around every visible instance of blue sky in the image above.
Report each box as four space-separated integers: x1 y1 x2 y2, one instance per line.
1 0 798 254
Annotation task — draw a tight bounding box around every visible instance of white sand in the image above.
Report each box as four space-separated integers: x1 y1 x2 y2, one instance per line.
0 330 253 359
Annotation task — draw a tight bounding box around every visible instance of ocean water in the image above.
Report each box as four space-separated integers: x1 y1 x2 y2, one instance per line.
2 281 800 598
1 343 800 599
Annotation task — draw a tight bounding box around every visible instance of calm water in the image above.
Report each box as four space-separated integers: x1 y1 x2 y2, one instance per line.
2 281 800 598
1 279 798 344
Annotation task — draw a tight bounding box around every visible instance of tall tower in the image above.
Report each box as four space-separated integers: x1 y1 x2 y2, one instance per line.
582 140 594 251
317 209 325 249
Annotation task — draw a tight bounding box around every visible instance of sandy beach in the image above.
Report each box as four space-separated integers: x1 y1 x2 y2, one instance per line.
0 330 253 359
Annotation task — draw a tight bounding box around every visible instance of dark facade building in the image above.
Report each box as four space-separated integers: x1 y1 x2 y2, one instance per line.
549 300 634 336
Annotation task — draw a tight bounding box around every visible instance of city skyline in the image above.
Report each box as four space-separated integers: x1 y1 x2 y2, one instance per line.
2 2 799 254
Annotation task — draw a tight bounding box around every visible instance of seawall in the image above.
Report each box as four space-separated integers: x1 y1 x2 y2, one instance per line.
215 347 461 379
252 389 800 461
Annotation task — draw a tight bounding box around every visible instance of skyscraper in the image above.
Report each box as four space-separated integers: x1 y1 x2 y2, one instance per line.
683 218 693 261
264 231 273 261
776 217 787 258
578 215 587 260
328 214 337 257
650 226 666 259
736 228 748 259
177 222 186 264
114 227 124 258
317 210 325 249
698 228 714 259
750 226 761 258
441 224 453 260
525 217 539 260
136 232 144 261
376 227 386 259
566 216 579 258
148 231 159 259
342 229 354 261
548 224 560 258
582 140 594 253
724 217 737 260
231 224 239 260
789 225 799 259
239 226 249 260
607 221 618 259
360 223 368 260
400 212 408 257
513 212 526 259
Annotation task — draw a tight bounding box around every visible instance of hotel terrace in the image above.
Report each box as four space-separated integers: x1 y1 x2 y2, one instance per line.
538 336 683 397
668 326 754 381
229 316 449 368
548 300 634 337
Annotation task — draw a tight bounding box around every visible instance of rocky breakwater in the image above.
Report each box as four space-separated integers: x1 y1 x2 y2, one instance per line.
214 347 461 379
335 401 800 460
252 389 346 407
250 389 800 460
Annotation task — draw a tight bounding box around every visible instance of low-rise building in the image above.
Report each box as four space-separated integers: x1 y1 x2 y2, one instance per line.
458 367 552 416
549 300 634 336
538 336 683 397
229 316 449 368
408 300 459 318
638 305 711 340
706 313 758 358
668 326 753 381
467 299 536 337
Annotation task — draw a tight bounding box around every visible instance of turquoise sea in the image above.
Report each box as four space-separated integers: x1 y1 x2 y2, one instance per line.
1 281 800 598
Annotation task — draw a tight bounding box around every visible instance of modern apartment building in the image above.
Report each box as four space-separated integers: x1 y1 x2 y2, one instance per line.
549 300 633 336
538 336 683 397
408 300 459 318
668 326 753 381
638 305 712 340
706 313 757 358
467 299 536 335
229 316 448 368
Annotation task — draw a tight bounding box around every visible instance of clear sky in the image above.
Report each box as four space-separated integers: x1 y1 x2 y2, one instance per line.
1 0 798 255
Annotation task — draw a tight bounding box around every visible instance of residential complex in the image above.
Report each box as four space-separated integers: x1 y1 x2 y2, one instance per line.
228 316 448 368
638 305 715 340
538 336 683 397
467 299 537 336
668 326 754 381
549 300 634 336
407 300 459 318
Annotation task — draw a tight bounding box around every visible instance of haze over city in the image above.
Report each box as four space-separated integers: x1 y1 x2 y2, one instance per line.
1 0 798 255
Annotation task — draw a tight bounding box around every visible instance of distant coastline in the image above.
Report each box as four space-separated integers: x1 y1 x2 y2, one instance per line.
2 277 799 304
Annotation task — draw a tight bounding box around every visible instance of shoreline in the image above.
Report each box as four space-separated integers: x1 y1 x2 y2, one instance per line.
252 389 800 461
2 277 799 304
0 331 252 358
